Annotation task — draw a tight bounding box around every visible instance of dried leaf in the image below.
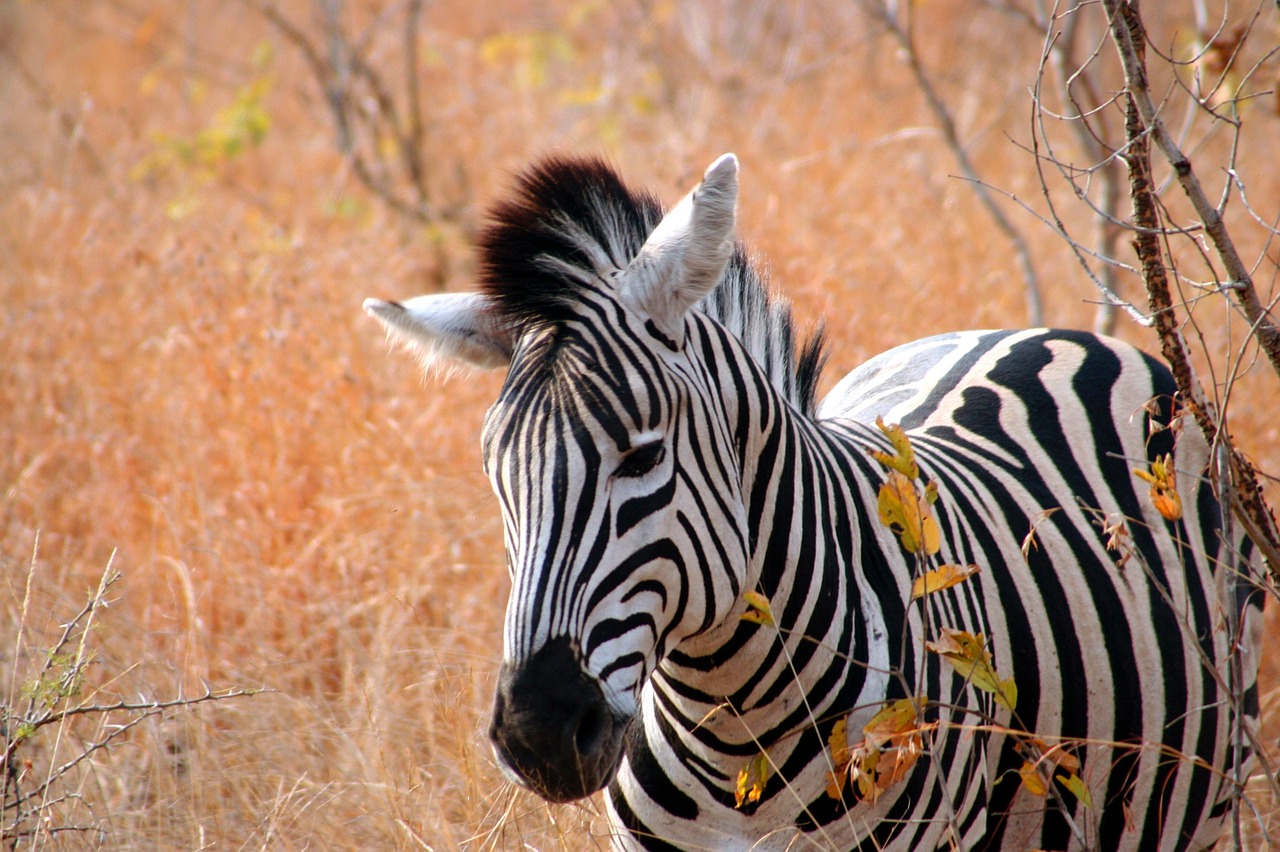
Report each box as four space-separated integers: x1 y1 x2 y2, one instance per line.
735 751 771 808
925 628 1017 711
870 417 919 480
828 698 932 802
911 563 980 600
1101 513 1134 568
849 745 881 802
1029 739 1081 775
1021 507 1062 562
874 732 925 790
740 590 775 626
825 767 847 800
1133 453 1182 521
877 472 941 555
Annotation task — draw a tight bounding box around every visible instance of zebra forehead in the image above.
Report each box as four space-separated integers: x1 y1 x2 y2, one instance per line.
492 348 666 449
478 155 663 334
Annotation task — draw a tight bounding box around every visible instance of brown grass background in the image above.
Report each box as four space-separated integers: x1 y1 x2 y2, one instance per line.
2 1 1277 848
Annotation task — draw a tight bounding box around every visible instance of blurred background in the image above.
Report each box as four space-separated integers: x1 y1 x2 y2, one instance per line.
2 0 1277 847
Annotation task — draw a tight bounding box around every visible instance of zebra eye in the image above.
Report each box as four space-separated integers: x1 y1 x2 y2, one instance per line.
615 441 666 479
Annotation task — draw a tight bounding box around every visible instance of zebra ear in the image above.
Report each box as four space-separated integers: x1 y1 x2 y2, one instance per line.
622 154 738 345
363 292 513 371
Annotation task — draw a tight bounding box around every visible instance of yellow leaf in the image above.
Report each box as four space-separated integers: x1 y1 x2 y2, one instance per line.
999 677 1018 712
911 563 981 600
829 718 851 767
877 472 941 555
925 628 1017 711
740 590 775 626
735 751 771 808
1133 453 1182 521
1060 772 1093 809
826 718 851 799
862 696 926 747
870 417 919 479
1020 761 1049 796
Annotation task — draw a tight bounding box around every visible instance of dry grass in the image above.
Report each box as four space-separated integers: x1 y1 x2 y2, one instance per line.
1 1 1276 848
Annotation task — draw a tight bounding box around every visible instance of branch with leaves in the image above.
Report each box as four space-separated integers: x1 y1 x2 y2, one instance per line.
1097 0 1280 583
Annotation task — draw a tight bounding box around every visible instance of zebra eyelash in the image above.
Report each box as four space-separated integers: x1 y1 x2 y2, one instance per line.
614 441 666 479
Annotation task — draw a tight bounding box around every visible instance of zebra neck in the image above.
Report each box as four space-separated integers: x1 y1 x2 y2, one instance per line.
660 340 898 754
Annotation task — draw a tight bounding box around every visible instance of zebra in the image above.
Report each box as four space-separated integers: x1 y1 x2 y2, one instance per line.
363 154 1264 850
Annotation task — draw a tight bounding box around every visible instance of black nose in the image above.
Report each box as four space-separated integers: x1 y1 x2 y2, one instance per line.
489 637 626 802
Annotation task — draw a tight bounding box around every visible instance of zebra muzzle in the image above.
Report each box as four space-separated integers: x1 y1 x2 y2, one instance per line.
489 637 628 802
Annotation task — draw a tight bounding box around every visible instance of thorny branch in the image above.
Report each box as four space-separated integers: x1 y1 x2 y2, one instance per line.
1100 0 1280 585
1104 0 1280 378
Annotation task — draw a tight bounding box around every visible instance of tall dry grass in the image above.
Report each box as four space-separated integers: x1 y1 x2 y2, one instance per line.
1 1 1276 848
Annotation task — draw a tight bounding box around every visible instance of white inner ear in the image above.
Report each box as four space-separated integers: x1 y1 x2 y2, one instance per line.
620 154 739 346
363 292 513 371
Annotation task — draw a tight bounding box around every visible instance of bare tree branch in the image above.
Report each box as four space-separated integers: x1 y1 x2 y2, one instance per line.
244 0 452 226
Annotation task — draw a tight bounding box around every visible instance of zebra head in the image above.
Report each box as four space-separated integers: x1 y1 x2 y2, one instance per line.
364 155 754 802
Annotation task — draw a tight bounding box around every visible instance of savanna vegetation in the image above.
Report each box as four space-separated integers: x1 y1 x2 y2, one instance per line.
2 1 1277 848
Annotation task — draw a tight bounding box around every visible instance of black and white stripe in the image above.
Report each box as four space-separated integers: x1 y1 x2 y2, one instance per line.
364 155 1264 850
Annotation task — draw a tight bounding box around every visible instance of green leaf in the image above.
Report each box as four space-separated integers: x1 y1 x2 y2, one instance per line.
1060 772 1093 809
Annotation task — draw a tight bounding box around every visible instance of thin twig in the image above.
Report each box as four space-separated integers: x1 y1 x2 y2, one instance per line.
860 0 1045 325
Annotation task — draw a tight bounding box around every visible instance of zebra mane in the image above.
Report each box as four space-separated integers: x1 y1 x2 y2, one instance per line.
477 156 827 415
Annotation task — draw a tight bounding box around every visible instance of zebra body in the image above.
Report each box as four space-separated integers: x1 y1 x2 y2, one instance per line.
364 155 1262 850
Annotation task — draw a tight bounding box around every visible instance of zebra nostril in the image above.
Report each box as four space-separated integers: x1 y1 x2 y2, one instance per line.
490 639 627 801
574 703 607 758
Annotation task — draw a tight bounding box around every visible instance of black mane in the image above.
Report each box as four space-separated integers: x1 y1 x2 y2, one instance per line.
478 156 661 331
477 156 826 415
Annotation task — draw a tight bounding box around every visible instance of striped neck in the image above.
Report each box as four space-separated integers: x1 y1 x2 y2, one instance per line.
654 315 893 765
